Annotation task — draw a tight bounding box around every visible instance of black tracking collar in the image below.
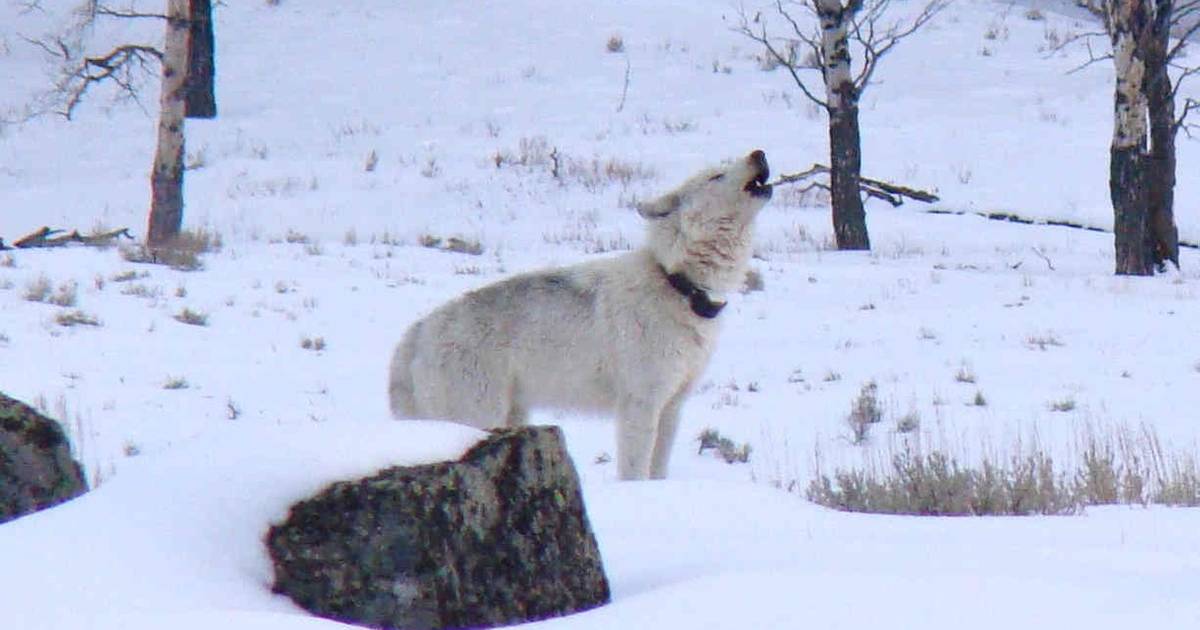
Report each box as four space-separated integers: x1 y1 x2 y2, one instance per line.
664 269 726 319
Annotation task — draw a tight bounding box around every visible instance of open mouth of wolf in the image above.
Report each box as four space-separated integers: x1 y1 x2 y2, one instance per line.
743 167 772 199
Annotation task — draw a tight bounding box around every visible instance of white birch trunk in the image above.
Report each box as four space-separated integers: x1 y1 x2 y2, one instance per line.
815 0 854 108
1111 30 1148 149
147 0 190 247
815 0 870 249
1107 0 1153 275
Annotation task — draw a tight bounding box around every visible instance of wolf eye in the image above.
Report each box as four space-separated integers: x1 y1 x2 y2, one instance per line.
707 173 725 182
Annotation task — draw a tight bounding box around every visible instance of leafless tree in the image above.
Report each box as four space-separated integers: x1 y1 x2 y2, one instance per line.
736 0 947 251
22 1 217 249
1103 0 1198 274
1069 0 1200 273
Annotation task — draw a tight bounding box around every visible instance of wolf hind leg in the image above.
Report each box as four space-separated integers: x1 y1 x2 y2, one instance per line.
387 326 421 418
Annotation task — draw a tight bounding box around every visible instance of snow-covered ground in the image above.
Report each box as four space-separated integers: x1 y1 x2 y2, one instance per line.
2 0 1200 628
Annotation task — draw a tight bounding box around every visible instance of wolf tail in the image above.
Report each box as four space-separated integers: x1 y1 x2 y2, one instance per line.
387 323 421 418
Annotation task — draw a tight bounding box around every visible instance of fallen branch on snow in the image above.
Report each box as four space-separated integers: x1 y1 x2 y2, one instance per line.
770 163 939 206
925 208 1200 253
2 226 134 250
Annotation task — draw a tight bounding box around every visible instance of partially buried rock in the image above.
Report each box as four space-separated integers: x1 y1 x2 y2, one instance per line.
0 392 88 524
266 425 610 630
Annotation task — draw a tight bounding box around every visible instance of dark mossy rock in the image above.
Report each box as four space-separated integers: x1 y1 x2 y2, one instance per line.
266 425 610 630
0 392 88 524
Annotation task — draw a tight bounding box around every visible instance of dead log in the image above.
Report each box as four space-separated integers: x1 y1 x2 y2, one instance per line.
921 207 1200 252
771 163 939 206
861 177 939 205
79 228 134 247
14 227 64 248
9 226 133 250
44 231 83 247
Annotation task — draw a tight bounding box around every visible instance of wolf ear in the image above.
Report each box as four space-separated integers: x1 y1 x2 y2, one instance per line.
636 193 682 219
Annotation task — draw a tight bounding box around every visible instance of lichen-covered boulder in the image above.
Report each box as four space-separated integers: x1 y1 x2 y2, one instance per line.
266 425 610 630
0 392 88 524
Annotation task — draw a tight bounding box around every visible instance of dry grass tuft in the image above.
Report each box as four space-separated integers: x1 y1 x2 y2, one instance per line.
23 275 52 302
23 276 78 307
48 281 78 307
808 444 1078 516
847 381 883 444
111 270 149 283
697 428 752 464
954 365 976 384
300 336 326 351
122 228 223 271
55 310 101 327
1026 332 1065 350
419 234 484 256
743 268 765 293
807 423 1200 516
491 136 655 191
174 307 209 327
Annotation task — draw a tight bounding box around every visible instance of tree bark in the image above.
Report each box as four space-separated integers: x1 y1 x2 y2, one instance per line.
1108 1 1154 276
817 0 870 251
186 0 217 119
147 0 190 248
829 100 869 249
1111 145 1152 275
1142 1 1179 269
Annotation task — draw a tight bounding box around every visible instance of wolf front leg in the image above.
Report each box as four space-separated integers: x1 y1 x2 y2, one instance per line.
648 388 689 480
617 397 663 480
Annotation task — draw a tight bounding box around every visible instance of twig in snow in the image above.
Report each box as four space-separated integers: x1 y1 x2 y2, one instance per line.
1032 247 1056 271
616 54 631 113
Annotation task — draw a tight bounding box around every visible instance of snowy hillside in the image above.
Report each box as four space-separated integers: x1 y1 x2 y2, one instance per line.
2 0 1200 628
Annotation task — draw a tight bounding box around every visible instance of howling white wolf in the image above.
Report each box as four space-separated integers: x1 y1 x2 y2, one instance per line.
389 150 772 480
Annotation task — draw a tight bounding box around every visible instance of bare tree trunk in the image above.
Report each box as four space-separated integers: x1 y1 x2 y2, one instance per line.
1143 2 1179 269
186 0 217 119
147 0 190 248
829 100 869 249
817 0 870 251
1108 1 1154 276
1111 145 1151 275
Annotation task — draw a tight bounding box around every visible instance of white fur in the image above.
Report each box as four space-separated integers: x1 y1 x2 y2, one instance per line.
389 151 772 480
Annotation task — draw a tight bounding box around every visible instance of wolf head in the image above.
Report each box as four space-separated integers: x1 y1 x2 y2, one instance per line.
637 150 772 293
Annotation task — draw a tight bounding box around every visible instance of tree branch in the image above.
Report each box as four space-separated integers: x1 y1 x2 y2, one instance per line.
733 6 829 109
1065 35 1114 74
771 163 939 205
854 0 948 91
772 162 828 186
19 33 72 60
1165 18 1200 63
1170 64 1200 99
61 43 162 119
1045 30 1107 57
1179 97 1199 136
95 6 169 20
17 0 46 15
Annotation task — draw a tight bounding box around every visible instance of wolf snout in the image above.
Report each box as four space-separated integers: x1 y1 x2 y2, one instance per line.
743 150 772 198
